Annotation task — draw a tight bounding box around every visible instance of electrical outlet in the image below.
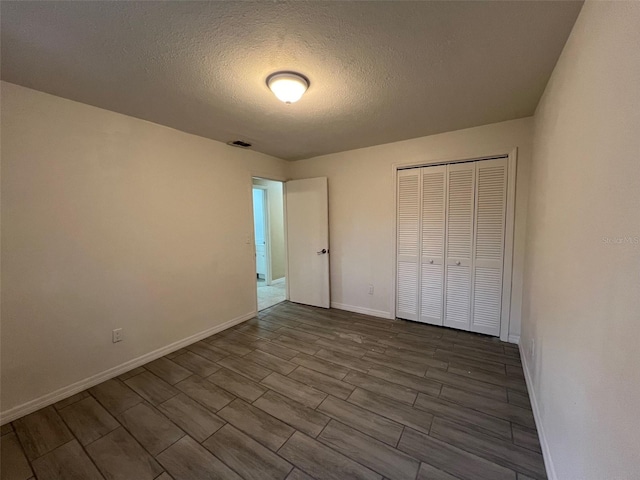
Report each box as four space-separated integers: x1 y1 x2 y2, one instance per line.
368 284 374 295
112 328 123 343
530 338 535 361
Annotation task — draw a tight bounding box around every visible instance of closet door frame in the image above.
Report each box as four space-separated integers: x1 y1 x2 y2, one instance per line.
391 148 517 343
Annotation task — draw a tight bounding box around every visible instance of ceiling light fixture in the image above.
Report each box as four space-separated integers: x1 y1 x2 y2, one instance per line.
266 72 309 104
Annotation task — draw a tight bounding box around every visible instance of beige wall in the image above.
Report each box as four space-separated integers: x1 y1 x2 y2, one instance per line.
289 117 532 341
252 178 286 281
522 2 640 478
0 82 287 416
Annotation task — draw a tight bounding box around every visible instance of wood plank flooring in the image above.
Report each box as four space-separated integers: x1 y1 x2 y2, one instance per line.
0 302 546 480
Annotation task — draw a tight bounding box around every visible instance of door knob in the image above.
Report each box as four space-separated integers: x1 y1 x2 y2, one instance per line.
317 249 328 255
456 261 461 266
429 260 434 264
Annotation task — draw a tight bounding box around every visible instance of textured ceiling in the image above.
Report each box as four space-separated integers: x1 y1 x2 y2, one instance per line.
1 1 583 160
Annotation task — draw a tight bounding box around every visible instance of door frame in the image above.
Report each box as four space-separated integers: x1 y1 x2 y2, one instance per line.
249 172 289 312
391 148 518 342
252 185 272 285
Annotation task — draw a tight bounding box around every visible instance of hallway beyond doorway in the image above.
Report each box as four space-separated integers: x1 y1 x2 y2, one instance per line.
252 177 286 311
257 278 286 311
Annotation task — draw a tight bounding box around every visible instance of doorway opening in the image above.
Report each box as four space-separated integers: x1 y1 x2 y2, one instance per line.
252 178 286 311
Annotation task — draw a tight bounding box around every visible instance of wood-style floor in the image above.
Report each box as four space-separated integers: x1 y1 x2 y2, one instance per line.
0 302 545 480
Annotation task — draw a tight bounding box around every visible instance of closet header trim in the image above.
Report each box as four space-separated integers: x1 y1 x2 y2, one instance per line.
397 155 508 171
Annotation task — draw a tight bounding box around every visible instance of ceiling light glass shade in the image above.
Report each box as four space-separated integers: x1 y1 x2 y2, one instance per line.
267 72 309 104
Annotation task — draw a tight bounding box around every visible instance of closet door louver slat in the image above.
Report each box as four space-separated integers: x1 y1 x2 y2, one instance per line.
420 166 446 325
396 170 421 321
444 163 475 331
471 159 507 336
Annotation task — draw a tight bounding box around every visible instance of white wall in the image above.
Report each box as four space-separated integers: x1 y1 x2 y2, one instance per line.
0 82 287 417
522 2 640 478
253 178 286 281
289 117 532 340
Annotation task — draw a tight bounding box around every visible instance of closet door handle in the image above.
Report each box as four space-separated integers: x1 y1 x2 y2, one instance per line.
456 261 461 266
317 249 328 255
429 260 434 264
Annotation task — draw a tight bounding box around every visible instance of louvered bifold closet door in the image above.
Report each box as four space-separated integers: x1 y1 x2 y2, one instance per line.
396 169 421 321
444 162 475 331
419 166 446 325
471 158 508 336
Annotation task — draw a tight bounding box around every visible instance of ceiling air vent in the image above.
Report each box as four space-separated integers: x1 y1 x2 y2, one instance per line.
227 140 252 148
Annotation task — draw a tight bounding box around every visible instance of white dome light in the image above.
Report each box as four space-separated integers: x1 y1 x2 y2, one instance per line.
267 72 309 104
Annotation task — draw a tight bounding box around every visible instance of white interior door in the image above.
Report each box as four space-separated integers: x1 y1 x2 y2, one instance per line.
420 166 446 325
286 177 330 308
444 162 475 331
471 158 508 336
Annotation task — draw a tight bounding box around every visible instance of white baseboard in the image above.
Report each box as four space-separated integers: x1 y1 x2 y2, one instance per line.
519 343 556 480
271 277 285 285
0 310 256 425
508 334 520 344
330 302 393 319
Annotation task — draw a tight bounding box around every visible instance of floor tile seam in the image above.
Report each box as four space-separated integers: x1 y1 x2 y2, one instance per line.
53 391 92 411
315 417 424 480
219 389 302 446
425 366 511 395
444 362 508 378
10 419 41 477
397 426 485 480
204 369 265 402
46 400 113 479
424 417 537 477
432 390 534 430
286 365 358 397
125 369 185 397
58 396 121 447
342 389 431 434
103 401 185 459
179 429 277 480
414 396 519 436
292 355 355 381
275 424 350 480
212 355 273 381
314 395 404 447
171 381 234 418
340 375 419 406
509 423 545 455
441 368 526 390
148 429 188 462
